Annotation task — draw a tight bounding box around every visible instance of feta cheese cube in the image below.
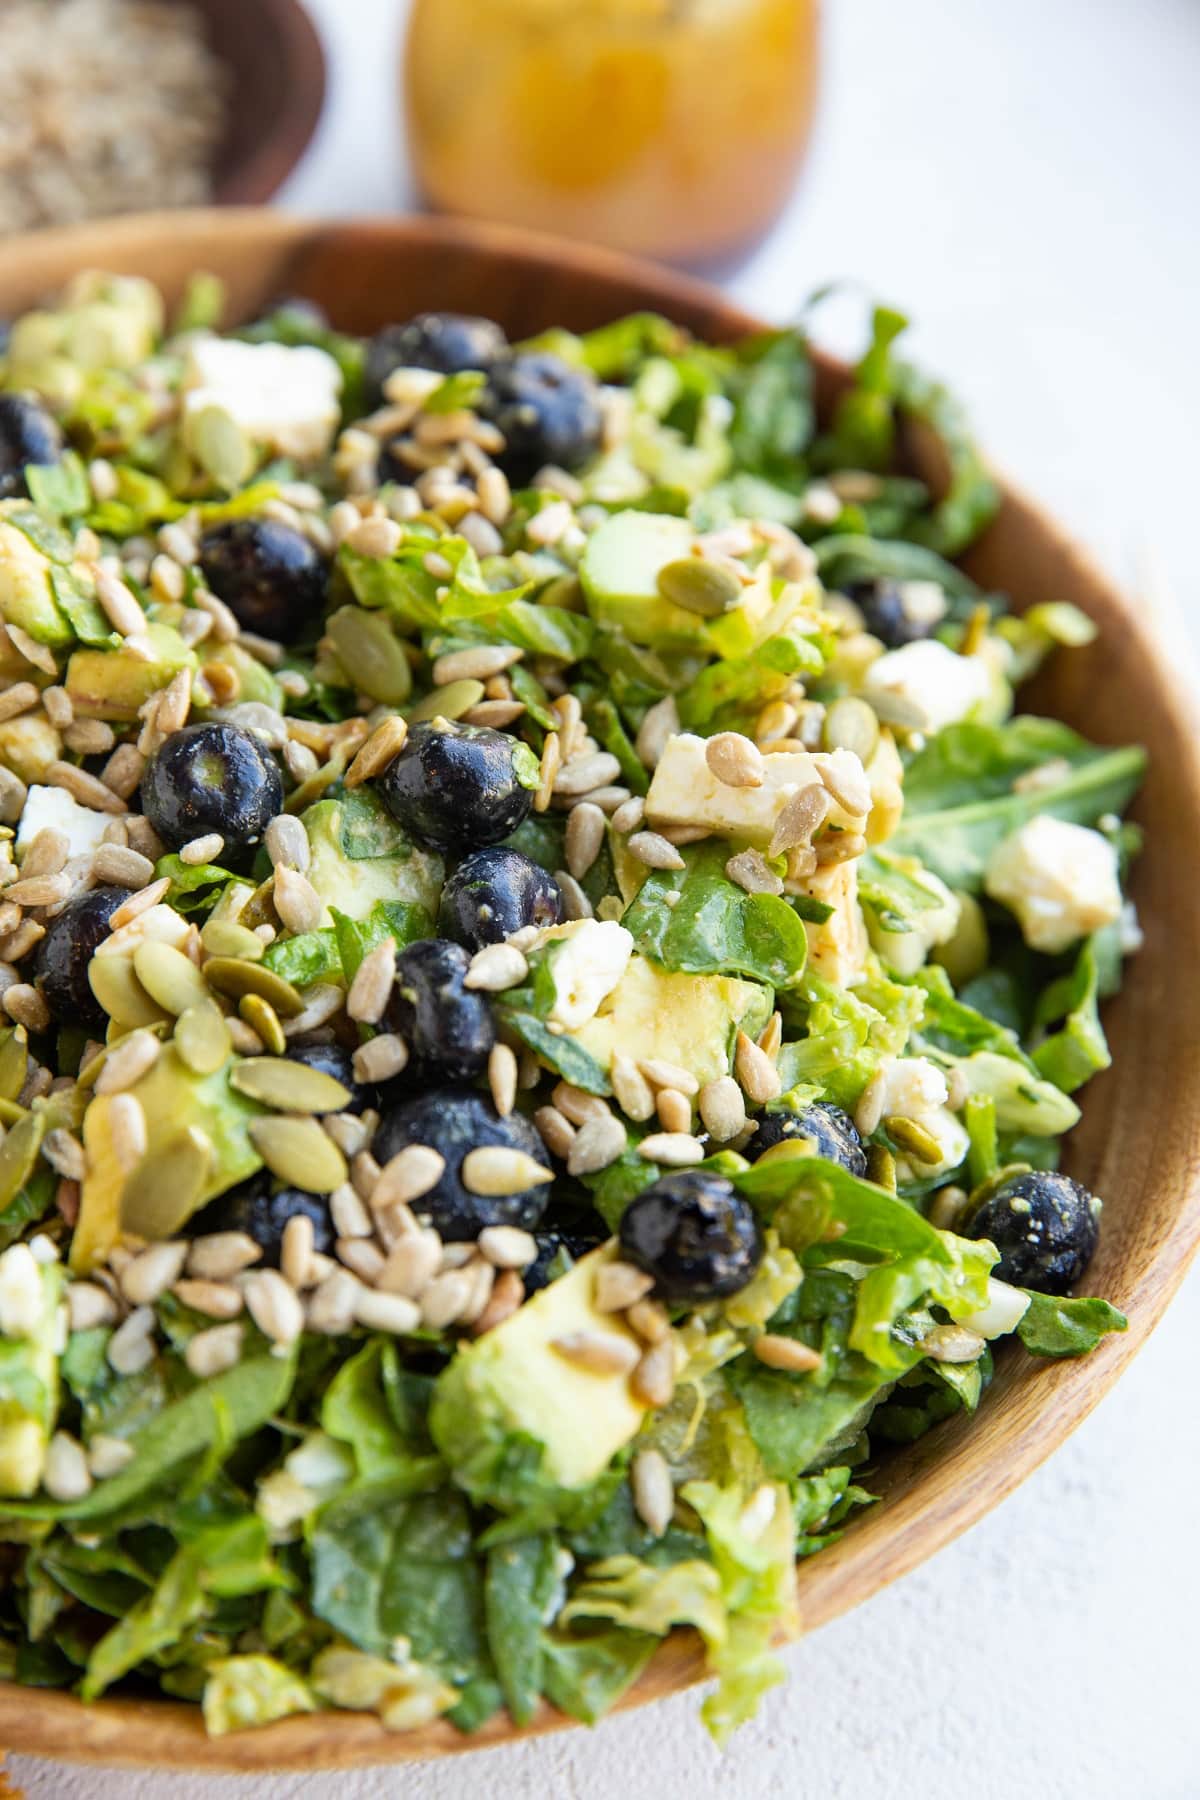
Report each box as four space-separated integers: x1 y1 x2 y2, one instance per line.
15 785 111 862
863 639 992 732
984 815 1121 954
880 1055 949 1120
531 919 634 1030
646 733 869 849
797 858 869 987
182 337 342 462
957 1277 1031 1339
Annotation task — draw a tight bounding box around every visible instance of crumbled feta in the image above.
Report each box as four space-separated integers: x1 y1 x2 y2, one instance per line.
863 640 992 732
867 867 962 977
958 1278 1032 1340
646 732 870 848
880 1055 949 1120
182 337 342 462
534 919 634 1030
984 815 1121 954
15 785 111 862
0 1243 46 1339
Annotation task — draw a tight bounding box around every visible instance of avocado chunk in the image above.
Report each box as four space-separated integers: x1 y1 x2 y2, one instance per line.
572 954 771 1089
0 713 62 785
430 1243 649 1504
0 1252 63 1498
0 513 72 647
303 795 443 926
73 1046 263 1269
580 511 705 647
66 622 196 721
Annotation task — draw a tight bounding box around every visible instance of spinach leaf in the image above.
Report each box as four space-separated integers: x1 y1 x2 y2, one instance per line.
622 843 806 987
321 1340 442 1490
263 929 342 987
1016 1291 1127 1358
727 330 814 483
814 532 980 601
902 717 1100 813
484 1534 564 1725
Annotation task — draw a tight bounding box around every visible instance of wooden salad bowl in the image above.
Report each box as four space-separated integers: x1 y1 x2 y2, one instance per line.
0 212 1197 1772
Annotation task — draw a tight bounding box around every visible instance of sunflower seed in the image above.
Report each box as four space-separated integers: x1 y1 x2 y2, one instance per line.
699 1076 747 1142
534 731 562 813
654 1088 691 1134
638 1132 706 1166
635 695 679 769
639 1058 699 1097
471 1268 525 1335
307 1269 362 1335
186 1321 245 1377
594 1261 655 1313
20 826 69 878
94 567 146 637
564 801 605 881
767 784 829 858
753 1333 823 1373
173 1277 243 1320
344 714 408 788
107 1306 156 1374
566 1112 627 1176
735 1030 782 1105
345 939 396 1025
433 645 523 686
603 1056 652 1126
243 1268 305 1346
477 1225 538 1270
106 1090 148 1171
92 843 155 889
330 1182 373 1240
377 1229 442 1298
271 865 323 937
626 831 685 871
179 832 225 867
921 1323 987 1364
631 1339 676 1407
107 880 172 932
420 1268 474 1329
4 874 69 908
554 752 622 798
188 1232 262 1281
464 943 528 991
0 682 40 723
724 849 784 897
353 1288 421 1335
120 1240 188 1306
88 1434 137 1480
631 1448 673 1535
550 1083 610 1126
250 1116 348 1193
704 731 765 789
66 1280 118 1331
482 1041 517 1118
44 1431 93 1502
551 1330 640 1375
352 1033 408 1083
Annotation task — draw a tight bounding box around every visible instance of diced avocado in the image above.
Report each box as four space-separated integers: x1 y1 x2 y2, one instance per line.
67 622 195 721
0 1255 63 1498
580 511 706 647
0 714 62 784
430 1243 649 1502
573 954 771 1089
0 515 72 646
73 1046 263 1268
192 642 284 714
303 797 443 925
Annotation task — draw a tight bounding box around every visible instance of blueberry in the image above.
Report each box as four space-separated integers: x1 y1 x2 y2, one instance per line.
962 1170 1100 1295
619 1170 763 1303
140 722 283 854
365 313 508 407
438 847 561 951
0 393 64 499
376 720 534 854
373 1085 552 1239
386 938 495 1081
479 353 602 485
288 1041 375 1115
523 1218 609 1294
750 1101 867 1176
198 519 327 644
191 1175 334 1268
844 578 944 649
35 886 133 1031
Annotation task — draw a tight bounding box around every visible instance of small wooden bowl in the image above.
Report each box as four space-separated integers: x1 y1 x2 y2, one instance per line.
192 0 326 204
1 212 1198 1772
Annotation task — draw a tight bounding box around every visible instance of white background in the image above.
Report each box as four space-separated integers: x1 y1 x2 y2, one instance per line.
14 1 1200 1794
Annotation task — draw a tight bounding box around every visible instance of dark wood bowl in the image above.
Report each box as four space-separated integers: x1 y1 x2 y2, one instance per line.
0 211 1197 1772
191 0 326 204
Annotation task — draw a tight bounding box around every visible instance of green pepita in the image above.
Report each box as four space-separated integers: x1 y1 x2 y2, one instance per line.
121 1125 213 1239
822 695 880 765
327 607 413 706
0 1026 28 1104
200 918 265 962
174 1001 232 1076
0 1108 45 1209
867 1144 897 1191
133 940 209 1016
203 957 304 1018
656 557 743 618
249 1116 347 1194
230 1057 351 1114
408 679 485 724
89 955 172 1030
186 403 254 491
885 1115 945 1165
239 993 286 1054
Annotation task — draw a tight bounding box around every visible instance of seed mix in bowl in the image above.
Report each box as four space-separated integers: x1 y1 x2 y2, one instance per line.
0 278 1144 1737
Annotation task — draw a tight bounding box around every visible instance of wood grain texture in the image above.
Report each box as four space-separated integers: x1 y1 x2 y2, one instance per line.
186 0 326 204
0 212 1196 1770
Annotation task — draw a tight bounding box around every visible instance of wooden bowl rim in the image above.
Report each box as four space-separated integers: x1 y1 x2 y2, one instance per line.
207 0 327 205
0 210 1198 1772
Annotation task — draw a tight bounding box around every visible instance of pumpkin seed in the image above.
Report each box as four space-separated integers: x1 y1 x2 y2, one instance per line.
174 1001 232 1076
249 1116 348 1194
885 1115 945 1165
326 606 412 705
231 1057 350 1113
408 679 485 724
132 940 209 1016
0 1097 25 1126
200 918 265 962
121 1126 213 1239
0 1109 44 1209
822 695 880 765
656 557 743 618
88 956 171 1030
239 993 286 1054
0 1026 28 1103
203 957 304 1018
188 403 254 490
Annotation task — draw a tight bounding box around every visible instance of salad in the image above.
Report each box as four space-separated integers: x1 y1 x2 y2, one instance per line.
0 276 1143 1741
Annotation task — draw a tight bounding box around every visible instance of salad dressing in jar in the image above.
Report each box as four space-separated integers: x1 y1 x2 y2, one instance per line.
404 0 821 264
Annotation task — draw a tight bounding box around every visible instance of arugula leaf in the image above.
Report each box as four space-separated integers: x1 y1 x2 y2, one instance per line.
1032 936 1113 1093
263 929 342 987
622 843 806 988
903 717 1102 812
814 532 980 602
1016 1291 1127 1358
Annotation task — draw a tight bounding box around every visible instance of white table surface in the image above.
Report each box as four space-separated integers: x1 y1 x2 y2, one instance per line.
15 1 1200 1793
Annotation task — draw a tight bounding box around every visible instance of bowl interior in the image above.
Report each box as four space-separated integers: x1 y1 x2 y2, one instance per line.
0 212 1198 1770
